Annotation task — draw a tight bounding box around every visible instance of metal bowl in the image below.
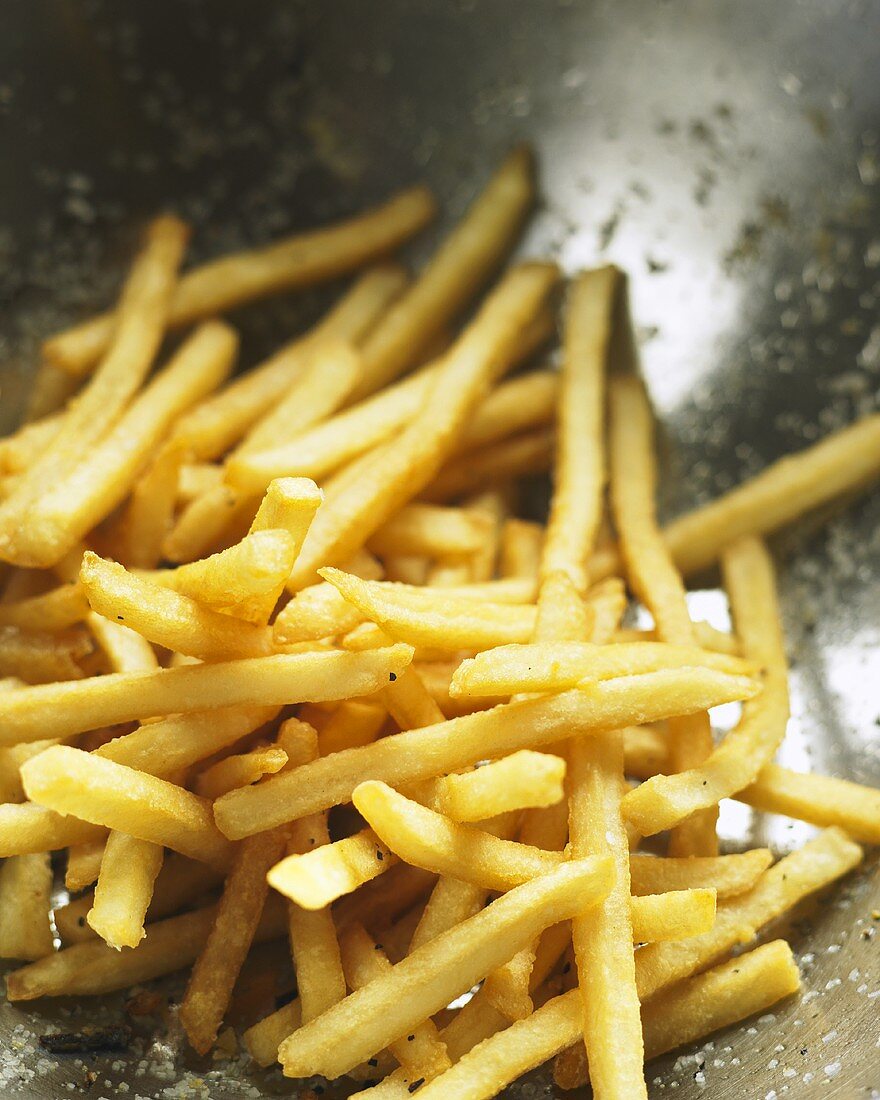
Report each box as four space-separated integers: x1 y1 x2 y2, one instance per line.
1 2 879 1096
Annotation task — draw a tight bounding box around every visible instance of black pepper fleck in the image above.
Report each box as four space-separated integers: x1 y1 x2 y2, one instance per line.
389 672 397 682
367 1058 378 1067
408 1080 425 1093
376 849 384 861
407 1034 415 1041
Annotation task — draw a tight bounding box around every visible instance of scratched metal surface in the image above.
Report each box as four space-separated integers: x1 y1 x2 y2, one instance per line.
0 1 879 1096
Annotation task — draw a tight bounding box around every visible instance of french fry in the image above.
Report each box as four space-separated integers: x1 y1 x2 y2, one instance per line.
195 744 289 800
23 361 80 423
287 264 558 590
0 803 106 857
0 853 54 960
65 839 107 891
317 700 387 756
0 644 410 744
629 889 716 943
623 536 790 836
87 833 164 949
21 746 234 868
120 439 189 568
380 665 447 730
0 416 62 477
170 264 407 463
244 1000 303 1068
609 374 716 857
178 460 222 501
416 750 565 822
340 922 451 1079
0 216 190 566
351 147 535 401
214 670 757 839
0 583 88 632
616 619 740 655
628 850 773 898
20 322 236 566
277 857 612 1079
414 940 800 1100
383 555 430 585
87 612 158 673
450 641 752 697
81 552 275 660
0 740 57 804
180 827 288 1054
460 370 558 454
268 829 396 910
0 625 89 684
499 518 544 579
44 190 434 377
423 429 555 504
369 504 492 561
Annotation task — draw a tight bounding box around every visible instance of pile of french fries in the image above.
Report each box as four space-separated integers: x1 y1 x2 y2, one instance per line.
0 146 878 1098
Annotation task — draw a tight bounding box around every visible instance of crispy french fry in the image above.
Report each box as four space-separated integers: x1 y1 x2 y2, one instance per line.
423 429 555 504
0 740 57 804
268 829 396 910
277 857 612 1079
609 374 716 857
499 519 544 579
0 853 54 960
195 745 289 800
180 826 288 1054
244 1000 303 1068
629 889 716 943
461 370 558 454
628 850 773 898
81 551 274 660
287 264 557 590
87 612 158 673
0 415 61 476
178 461 221 501
0 625 90 684
214 670 758 839
65 840 107 891
0 644 411 745
23 361 80 422
120 439 189 568
317 700 387 756
380 665 446 730
417 751 565 822
0 216 190 567
369 504 492 561
415 940 800 1100
21 323 236 566
383 555 430 585
87 833 164 949
44 191 434 378
739 764 880 843
451 641 752 697
0 803 105 858
624 536 789 836
341 922 451 1079
0 583 88 632
351 147 535 400
21 746 233 868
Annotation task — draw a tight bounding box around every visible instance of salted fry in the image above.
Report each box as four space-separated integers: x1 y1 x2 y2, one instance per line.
0 853 54 960
0 216 190 567
287 264 557 589
424 428 555 504
317 699 387 756
629 889 716 943
87 612 158 673
451 641 752 697
180 827 288 1054
22 747 233 868
65 841 106 892
623 536 790 836
739 764 880 843
277 857 612 1079
0 583 88 632
369 504 492 560
628 850 773 898
195 744 289 800
81 551 274 660
417 751 565 822
610 373 716 857
44 189 434 377
20 323 236 565
87 833 164 949
268 828 396 910
0 803 105 857
121 439 189 568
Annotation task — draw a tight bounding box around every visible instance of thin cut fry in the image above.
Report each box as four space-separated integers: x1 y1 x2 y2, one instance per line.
0 803 106 857
0 853 54 960
65 840 107 892
121 439 189 568
0 583 88 632
417 750 565 822
87 612 158 673
87 833 164 949
739 764 880 843
180 827 288 1054
423 429 555 504
214 670 757 839
316 700 387 756
629 889 716 943
623 536 790 836
628 850 773 898
23 361 80 422
195 745 289 800
0 644 411 744
287 263 558 589
44 189 435 377
277 857 612 1079
268 828 396 910
369 504 492 561
0 216 190 567
21 747 233 868
499 519 544 579
0 626 90 684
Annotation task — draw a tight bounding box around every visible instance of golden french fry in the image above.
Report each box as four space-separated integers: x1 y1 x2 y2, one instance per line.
450 641 752 697
0 583 88 632
383 555 430 585
0 415 61 476
244 1000 303 1067
87 612 158 673
268 828 396 910
317 700 387 756
0 853 54 960
623 536 789 836
87 833 164 950
0 625 89 684
0 803 106 857
22 362 79 423
178 460 222 501
121 439 189 569
460 371 558 454
416 750 565 822
628 850 773 898
499 518 544 579
369 504 492 561
65 840 107 891
277 857 612 1079
739 764 880 843
0 644 411 744
180 827 288 1054
195 744 289 800
44 191 434 378
20 323 236 566
629 889 716 943
0 740 57 804
0 216 190 567
287 264 558 590
21 746 233 868
423 429 555 504
340 922 451 1079
214 670 758 839
609 374 716 857
351 147 535 401
380 665 446 731
81 551 274 660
